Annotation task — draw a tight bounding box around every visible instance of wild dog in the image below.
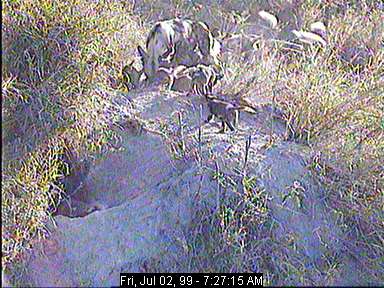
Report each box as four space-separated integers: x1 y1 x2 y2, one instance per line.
169 39 203 67
138 18 192 79
171 22 223 72
157 63 223 94
205 95 239 132
158 65 198 92
191 64 223 96
190 21 222 67
137 18 222 80
122 61 143 89
205 94 256 133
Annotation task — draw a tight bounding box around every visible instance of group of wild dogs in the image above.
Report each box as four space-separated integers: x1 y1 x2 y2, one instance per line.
121 14 330 132
122 18 249 133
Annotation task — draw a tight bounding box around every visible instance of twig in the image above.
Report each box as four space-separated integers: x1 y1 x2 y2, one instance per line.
242 134 252 175
215 160 221 213
178 111 185 157
68 181 84 198
198 104 203 165
271 59 283 141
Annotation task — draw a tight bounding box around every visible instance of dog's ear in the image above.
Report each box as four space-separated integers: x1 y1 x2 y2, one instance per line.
122 60 134 73
137 46 147 61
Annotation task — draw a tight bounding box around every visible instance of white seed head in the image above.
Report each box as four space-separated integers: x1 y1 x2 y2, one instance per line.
258 10 278 29
310 21 327 37
292 30 327 47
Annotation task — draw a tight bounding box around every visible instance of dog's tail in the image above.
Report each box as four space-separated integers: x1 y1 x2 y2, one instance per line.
231 105 257 114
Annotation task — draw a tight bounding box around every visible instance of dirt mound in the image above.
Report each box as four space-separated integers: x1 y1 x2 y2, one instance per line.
14 85 372 286
19 128 214 286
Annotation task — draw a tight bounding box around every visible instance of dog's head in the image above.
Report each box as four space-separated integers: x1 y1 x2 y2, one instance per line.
137 45 158 79
121 61 143 89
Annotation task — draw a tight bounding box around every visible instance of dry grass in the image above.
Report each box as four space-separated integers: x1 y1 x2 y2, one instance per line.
167 0 383 283
190 0 383 282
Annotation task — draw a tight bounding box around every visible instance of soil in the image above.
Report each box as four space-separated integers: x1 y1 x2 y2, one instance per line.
14 85 371 286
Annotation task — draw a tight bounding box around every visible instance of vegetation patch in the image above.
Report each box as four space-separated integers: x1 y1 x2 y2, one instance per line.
2 0 146 268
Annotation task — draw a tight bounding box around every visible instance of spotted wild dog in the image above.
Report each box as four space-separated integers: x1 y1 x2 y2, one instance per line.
158 63 222 93
169 21 222 68
191 64 223 96
158 65 197 92
205 95 239 132
137 18 222 80
205 94 256 133
190 21 222 67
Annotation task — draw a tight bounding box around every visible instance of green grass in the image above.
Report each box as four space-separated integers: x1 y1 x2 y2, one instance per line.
2 0 146 268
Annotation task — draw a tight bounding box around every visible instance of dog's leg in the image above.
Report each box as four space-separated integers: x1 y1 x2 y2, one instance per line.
219 121 227 133
226 120 235 131
205 114 214 123
166 72 175 90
